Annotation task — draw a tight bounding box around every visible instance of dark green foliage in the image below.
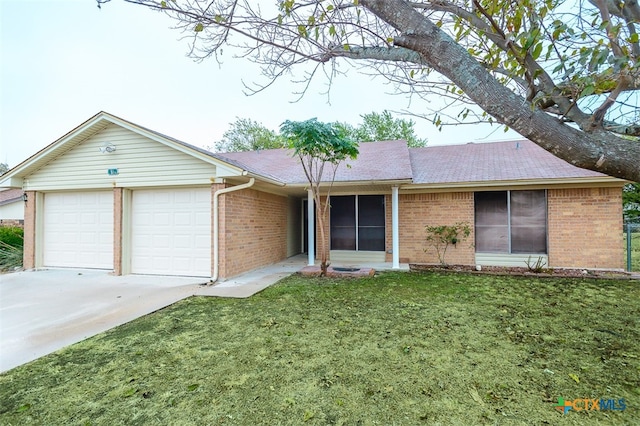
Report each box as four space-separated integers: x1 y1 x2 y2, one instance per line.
623 183 640 223
0 227 24 248
338 110 428 147
281 118 358 164
211 118 286 152
0 227 23 271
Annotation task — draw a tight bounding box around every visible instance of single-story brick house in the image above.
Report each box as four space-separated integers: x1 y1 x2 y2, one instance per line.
0 112 626 278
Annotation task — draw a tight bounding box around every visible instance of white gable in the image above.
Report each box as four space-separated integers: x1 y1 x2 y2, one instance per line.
24 124 219 191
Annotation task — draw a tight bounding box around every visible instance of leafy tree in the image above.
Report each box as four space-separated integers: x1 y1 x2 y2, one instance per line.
211 118 285 152
623 183 640 223
343 111 427 147
0 163 8 176
215 111 427 152
280 118 358 275
101 0 640 181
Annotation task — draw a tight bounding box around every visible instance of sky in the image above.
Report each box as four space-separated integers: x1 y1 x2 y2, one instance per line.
0 0 520 168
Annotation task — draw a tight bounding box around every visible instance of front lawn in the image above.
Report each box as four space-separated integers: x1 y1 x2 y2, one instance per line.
1 272 638 425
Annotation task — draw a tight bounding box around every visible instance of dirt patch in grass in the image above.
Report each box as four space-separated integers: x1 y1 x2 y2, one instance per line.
1 272 638 425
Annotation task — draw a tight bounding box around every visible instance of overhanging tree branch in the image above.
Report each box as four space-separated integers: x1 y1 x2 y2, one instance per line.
105 0 639 181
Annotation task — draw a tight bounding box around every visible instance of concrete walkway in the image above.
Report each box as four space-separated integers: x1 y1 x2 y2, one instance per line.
194 255 308 298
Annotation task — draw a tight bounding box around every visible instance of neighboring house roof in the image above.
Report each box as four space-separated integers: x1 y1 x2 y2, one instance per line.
0 189 23 206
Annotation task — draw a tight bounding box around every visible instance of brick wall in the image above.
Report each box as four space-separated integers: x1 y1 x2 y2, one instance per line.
398 192 475 265
22 191 36 269
219 188 288 279
548 187 624 269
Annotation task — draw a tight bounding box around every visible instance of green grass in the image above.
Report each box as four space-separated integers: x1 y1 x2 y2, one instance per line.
1 272 639 425
624 232 640 272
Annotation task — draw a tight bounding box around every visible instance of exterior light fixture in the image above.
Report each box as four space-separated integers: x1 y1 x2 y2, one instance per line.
22 192 28 203
99 143 116 154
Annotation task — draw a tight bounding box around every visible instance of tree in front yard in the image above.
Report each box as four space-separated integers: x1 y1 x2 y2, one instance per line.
280 118 358 276
100 0 639 182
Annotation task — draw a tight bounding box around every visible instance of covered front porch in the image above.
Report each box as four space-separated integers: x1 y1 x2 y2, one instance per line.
301 186 403 269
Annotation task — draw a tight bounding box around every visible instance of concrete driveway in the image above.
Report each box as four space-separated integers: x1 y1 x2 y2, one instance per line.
0 269 208 372
0 257 307 373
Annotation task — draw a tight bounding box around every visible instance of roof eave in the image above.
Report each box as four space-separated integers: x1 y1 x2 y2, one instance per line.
0 112 248 186
401 176 626 192
283 179 414 188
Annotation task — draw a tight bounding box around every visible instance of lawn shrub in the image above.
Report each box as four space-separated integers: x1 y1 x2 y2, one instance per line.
0 227 23 248
0 227 23 271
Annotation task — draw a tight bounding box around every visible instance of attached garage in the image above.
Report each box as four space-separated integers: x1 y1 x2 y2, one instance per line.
131 187 211 277
43 191 114 269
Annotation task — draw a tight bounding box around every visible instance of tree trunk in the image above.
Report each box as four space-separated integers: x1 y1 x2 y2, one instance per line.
362 0 640 182
316 195 329 276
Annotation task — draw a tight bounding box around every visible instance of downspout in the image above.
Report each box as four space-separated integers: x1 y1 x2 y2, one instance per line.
211 177 255 283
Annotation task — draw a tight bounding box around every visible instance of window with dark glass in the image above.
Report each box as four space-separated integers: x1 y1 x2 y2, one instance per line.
474 190 547 254
330 195 385 251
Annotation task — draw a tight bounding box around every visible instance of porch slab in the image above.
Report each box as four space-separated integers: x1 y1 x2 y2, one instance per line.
299 265 376 277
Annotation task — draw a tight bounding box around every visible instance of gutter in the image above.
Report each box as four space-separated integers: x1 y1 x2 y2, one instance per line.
211 177 255 283
402 177 626 192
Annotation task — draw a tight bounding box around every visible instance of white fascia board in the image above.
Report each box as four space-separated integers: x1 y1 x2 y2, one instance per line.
104 115 246 177
284 179 413 189
1 115 109 182
400 177 626 192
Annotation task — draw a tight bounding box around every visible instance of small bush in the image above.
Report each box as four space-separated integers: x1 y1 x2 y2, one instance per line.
424 222 471 266
0 227 24 248
525 255 548 273
0 227 23 271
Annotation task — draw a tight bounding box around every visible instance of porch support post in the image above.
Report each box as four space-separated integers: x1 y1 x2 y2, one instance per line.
392 186 400 269
307 188 315 266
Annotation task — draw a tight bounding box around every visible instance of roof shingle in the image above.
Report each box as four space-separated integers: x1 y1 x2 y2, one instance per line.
409 140 605 184
214 140 414 184
213 139 606 185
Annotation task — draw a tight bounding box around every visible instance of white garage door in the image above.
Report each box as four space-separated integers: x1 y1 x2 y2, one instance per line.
131 188 211 277
43 191 114 269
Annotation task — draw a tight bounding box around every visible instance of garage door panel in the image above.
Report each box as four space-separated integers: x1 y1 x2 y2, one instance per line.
131 188 211 277
43 191 114 269
174 212 191 225
153 235 171 248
